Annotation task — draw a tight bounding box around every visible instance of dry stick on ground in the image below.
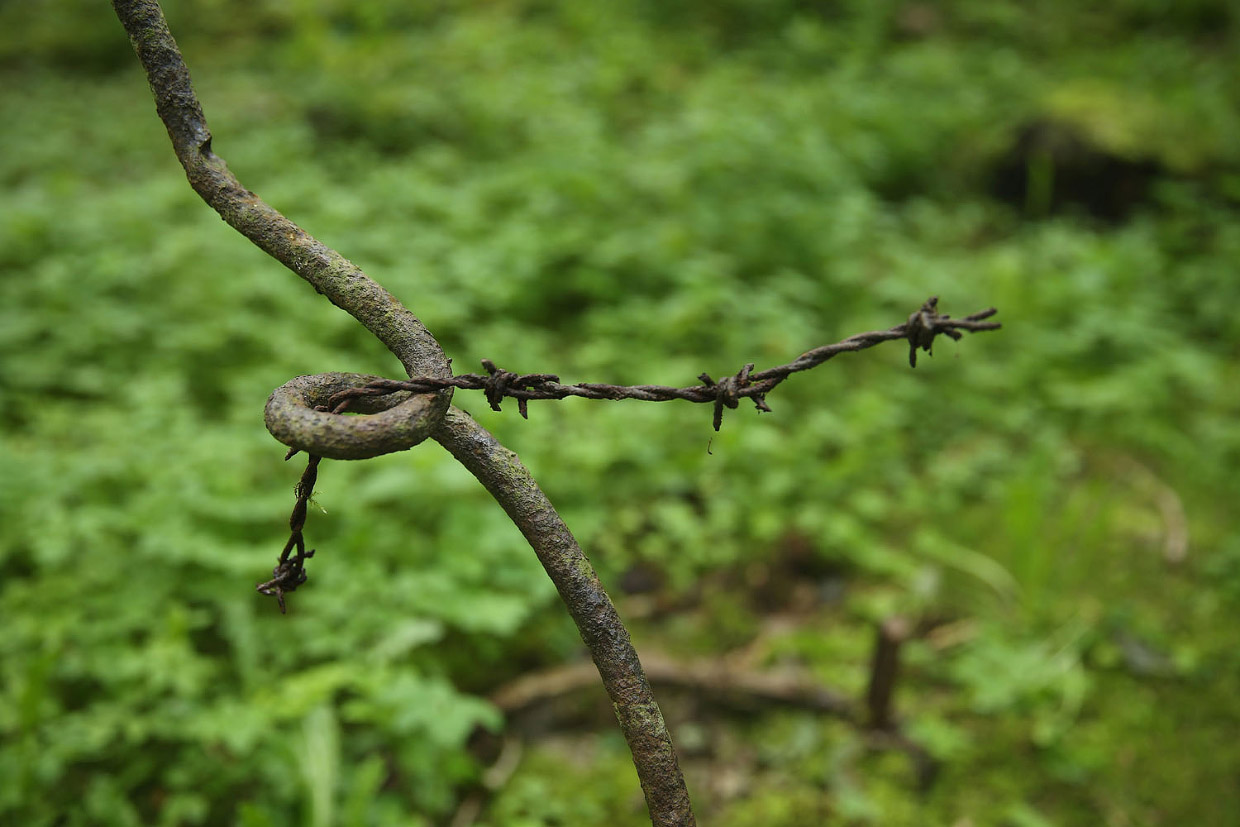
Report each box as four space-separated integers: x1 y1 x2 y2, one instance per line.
112 3 998 825
867 617 913 731
491 652 856 720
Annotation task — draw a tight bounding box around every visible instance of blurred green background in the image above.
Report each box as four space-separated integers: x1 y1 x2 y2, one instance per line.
2 1 1239 824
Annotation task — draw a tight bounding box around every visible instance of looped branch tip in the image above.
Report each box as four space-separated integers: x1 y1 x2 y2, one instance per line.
265 372 449 460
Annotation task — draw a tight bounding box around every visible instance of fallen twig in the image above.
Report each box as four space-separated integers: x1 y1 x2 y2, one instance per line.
491 651 855 720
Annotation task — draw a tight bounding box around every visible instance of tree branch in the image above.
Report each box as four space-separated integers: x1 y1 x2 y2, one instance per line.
109 0 449 383
111 2 698 823
436 409 695 824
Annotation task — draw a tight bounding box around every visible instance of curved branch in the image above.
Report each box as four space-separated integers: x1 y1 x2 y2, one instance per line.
111 3 697 824
110 0 449 383
436 409 695 824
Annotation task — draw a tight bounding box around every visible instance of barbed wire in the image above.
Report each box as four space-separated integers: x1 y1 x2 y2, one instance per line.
256 454 318 613
258 296 999 611
256 396 351 612
327 296 1000 431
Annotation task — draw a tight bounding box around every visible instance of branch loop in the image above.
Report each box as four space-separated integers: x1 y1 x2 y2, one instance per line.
265 372 449 460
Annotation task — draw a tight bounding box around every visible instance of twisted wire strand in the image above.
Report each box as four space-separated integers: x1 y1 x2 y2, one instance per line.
326 298 1000 431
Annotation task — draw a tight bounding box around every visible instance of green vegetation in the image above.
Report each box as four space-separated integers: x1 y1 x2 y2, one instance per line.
2 1 1238 824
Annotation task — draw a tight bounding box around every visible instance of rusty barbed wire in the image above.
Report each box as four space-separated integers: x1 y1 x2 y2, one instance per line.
258 297 999 611
256 396 352 612
256 453 318 613
327 297 999 431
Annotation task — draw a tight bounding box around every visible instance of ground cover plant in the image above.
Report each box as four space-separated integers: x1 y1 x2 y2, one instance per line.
1 1 1238 825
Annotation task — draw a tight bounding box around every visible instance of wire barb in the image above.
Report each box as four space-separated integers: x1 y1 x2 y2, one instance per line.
256 546 315 614
905 295 964 367
699 363 766 431
480 359 561 419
